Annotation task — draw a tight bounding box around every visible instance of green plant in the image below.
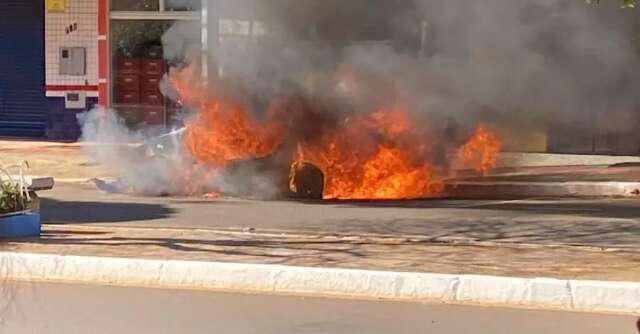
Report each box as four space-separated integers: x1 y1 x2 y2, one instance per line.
585 0 636 8
0 161 31 215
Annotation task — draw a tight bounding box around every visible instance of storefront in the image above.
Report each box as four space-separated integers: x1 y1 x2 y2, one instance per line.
18 0 202 139
1 0 329 139
109 0 201 129
38 0 272 138
0 0 106 139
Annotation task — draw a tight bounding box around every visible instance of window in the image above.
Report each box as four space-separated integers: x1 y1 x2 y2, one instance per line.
165 0 201 11
110 1 201 128
111 20 172 58
219 19 267 37
111 0 201 12
111 0 159 11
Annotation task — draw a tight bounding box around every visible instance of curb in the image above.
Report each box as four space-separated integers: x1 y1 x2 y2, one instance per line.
2 252 639 315
10 176 114 184
497 152 640 168
50 178 640 198
446 181 640 199
51 177 116 183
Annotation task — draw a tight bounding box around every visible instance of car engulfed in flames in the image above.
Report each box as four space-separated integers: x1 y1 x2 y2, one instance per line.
138 65 503 201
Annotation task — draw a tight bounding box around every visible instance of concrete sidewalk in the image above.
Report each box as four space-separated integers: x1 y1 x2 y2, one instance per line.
3 224 640 315
6 224 640 282
0 140 112 179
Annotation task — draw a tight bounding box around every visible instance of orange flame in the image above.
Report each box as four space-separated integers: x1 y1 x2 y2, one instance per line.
292 106 443 200
458 125 503 174
183 101 284 167
170 66 202 106
170 65 503 199
171 66 285 167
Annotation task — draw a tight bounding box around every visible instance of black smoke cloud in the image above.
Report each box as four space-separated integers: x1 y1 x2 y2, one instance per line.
163 0 640 152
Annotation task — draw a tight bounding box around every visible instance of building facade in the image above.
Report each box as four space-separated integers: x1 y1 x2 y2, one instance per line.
0 0 201 139
0 0 637 155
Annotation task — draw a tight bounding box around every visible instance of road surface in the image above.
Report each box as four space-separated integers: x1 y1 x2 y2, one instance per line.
41 183 640 249
1 281 637 334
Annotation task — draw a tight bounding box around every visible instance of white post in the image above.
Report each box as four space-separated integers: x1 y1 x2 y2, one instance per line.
201 0 208 91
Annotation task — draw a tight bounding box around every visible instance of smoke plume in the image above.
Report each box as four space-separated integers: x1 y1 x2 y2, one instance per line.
168 0 640 145
81 0 640 198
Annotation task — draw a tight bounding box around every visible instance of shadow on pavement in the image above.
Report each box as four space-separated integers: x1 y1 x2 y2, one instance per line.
324 199 640 220
31 228 377 266
322 216 640 248
454 201 640 219
41 198 177 224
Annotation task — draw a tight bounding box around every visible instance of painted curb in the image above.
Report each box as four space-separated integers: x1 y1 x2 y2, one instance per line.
446 181 640 198
34 177 115 184
49 177 640 198
497 152 640 168
2 252 639 315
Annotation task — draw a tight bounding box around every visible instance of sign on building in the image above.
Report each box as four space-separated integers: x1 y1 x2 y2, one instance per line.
46 0 65 12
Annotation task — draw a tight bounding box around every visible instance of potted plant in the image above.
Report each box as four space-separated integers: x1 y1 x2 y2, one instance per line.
0 161 41 238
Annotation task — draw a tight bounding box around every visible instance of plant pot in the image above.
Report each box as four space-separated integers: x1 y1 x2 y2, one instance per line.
0 211 41 238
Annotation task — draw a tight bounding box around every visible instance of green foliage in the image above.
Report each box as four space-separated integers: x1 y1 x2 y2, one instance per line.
0 162 31 215
0 182 28 215
111 21 172 58
586 0 636 8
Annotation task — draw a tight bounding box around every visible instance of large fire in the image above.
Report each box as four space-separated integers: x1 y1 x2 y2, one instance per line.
291 106 442 199
170 66 503 200
183 101 284 167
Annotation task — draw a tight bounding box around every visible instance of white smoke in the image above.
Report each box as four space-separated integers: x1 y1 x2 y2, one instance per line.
77 107 282 198
77 107 186 195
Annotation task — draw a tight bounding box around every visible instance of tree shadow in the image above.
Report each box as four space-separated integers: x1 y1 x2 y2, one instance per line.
320 216 640 248
41 198 178 224
280 199 640 248
287 198 640 248
31 228 382 267
39 193 640 248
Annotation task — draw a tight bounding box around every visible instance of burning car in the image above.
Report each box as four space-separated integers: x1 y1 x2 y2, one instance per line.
130 63 501 201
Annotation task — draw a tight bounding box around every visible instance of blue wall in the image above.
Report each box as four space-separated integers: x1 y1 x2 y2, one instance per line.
46 97 98 141
0 0 47 138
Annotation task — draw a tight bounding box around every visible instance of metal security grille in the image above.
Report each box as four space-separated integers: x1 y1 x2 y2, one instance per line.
0 0 47 138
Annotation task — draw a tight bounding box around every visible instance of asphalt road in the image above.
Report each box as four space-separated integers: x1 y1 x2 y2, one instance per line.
40 183 640 249
1 281 637 334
